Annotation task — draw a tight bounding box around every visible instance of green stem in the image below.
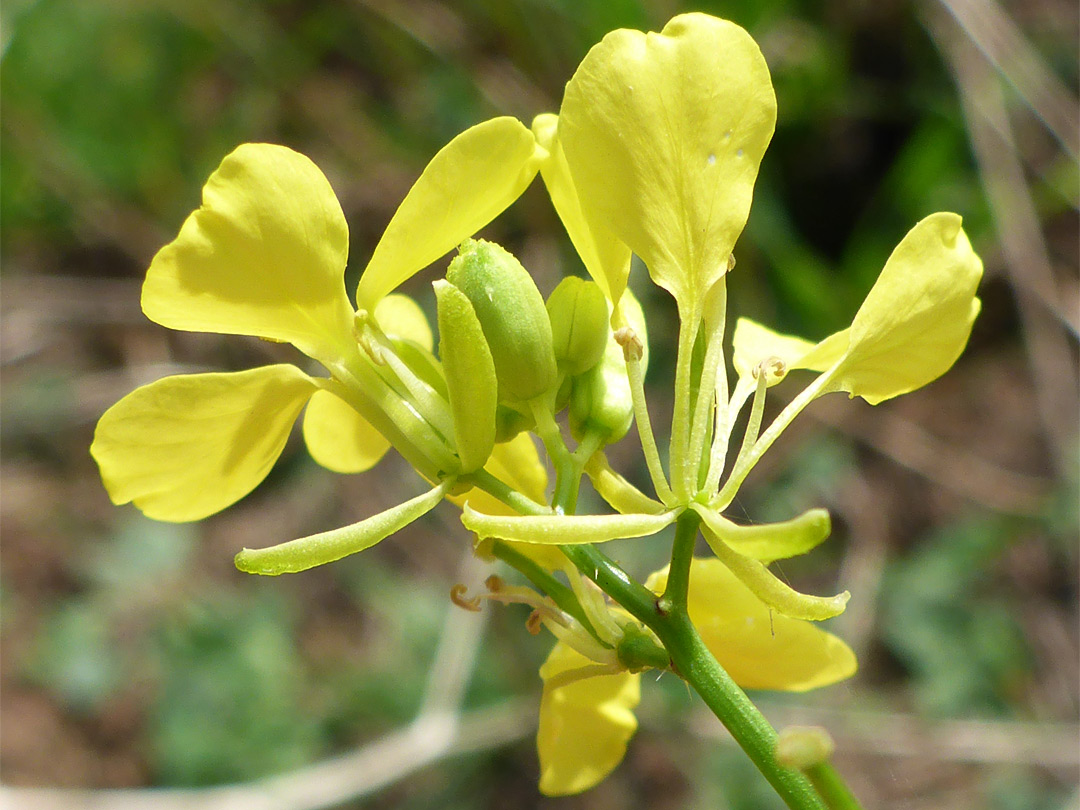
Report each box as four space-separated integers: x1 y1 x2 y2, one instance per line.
804 762 863 810
558 517 828 810
467 411 852 810
623 340 676 505
659 507 699 612
466 469 550 516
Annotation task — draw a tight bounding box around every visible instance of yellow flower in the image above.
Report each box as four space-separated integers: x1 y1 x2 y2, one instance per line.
536 558 856 795
732 212 984 405
92 118 547 566
465 14 983 624
556 13 776 318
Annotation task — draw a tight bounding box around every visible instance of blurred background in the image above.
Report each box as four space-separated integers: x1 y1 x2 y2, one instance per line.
1 0 1077 808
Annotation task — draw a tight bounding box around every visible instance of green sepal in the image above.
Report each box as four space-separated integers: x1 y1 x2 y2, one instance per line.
434 279 498 473
615 624 670 671
691 502 832 562
446 239 558 403
568 288 648 444
568 345 634 444
700 526 849 620
462 503 679 545
236 481 452 574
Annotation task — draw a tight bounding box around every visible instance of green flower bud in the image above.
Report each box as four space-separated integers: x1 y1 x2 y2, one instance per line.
446 239 557 403
434 279 497 473
546 276 609 376
569 290 648 444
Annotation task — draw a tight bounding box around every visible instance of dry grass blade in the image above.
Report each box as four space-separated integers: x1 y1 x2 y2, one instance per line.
935 0 1080 160
926 9 1079 477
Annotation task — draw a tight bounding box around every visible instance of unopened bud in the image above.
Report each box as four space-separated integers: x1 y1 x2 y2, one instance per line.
546 276 609 376
446 239 557 403
569 290 649 444
775 726 835 770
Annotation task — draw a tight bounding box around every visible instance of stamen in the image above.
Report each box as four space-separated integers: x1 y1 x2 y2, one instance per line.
614 327 643 360
713 361 842 510
450 583 482 612
724 361 770 492
354 311 387 365
373 340 456 439
526 610 543 635
617 327 675 505
753 356 787 386
705 375 754 495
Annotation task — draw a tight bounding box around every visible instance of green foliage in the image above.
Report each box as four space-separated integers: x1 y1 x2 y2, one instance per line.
150 591 322 784
880 517 1032 716
26 599 124 712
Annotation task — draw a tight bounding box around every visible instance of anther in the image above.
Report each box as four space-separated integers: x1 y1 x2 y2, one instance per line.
526 610 543 635
752 356 787 385
614 327 644 361
450 583 482 612
485 574 505 592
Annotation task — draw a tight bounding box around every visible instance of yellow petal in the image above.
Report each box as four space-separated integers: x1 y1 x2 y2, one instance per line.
532 113 632 305
537 642 640 796
559 14 776 311
302 389 390 474
356 117 541 310
91 365 317 522
824 213 984 404
647 559 857 691
141 144 356 368
374 293 433 351
484 431 549 506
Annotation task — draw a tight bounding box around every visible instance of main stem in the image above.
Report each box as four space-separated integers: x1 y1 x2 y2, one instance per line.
557 519 826 810
475 423 846 809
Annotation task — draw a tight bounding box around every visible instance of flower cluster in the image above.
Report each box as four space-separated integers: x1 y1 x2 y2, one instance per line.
92 12 982 797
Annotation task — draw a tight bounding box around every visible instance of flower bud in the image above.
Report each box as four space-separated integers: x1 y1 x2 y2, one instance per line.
446 239 558 403
546 276 609 376
569 290 648 444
